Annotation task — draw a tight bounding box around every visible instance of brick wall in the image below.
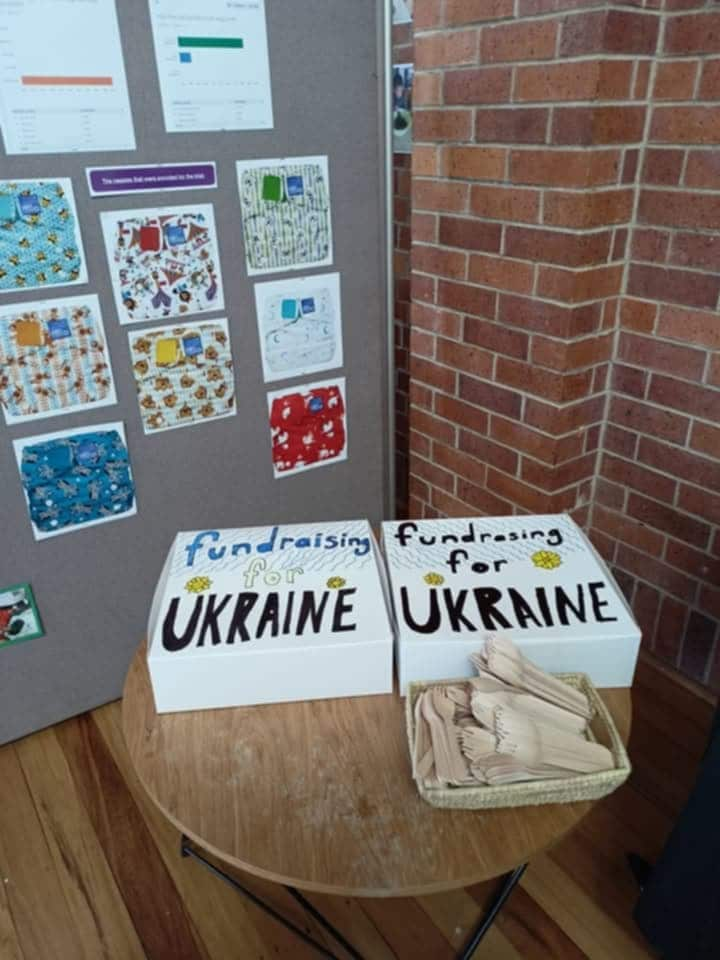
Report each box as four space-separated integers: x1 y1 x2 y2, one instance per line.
405 0 720 689
394 19 414 517
589 1 720 686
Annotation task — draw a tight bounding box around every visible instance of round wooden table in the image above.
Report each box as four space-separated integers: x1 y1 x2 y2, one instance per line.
122 641 631 901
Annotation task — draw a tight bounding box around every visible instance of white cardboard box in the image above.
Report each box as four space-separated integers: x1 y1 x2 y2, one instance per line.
147 520 394 713
381 514 641 692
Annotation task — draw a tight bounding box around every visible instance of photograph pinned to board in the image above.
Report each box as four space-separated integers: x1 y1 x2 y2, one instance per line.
254 272 343 383
148 0 273 134
0 178 87 294
267 376 347 479
13 421 137 541
100 203 224 325
0 294 117 426
392 0 412 24
0 583 44 649
393 64 413 155
128 318 236 434
236 156 333 276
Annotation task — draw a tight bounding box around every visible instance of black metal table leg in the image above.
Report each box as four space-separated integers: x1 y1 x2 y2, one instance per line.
457 863 528 960
180 835 364 959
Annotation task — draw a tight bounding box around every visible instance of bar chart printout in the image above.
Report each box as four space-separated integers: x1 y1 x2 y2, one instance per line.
149 0 273 133
0 0 135 155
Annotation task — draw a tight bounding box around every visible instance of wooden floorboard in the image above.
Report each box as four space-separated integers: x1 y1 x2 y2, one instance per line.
0 655 715 959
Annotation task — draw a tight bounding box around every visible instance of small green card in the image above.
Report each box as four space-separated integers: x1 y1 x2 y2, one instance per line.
0 583 44 648
262 174 282 202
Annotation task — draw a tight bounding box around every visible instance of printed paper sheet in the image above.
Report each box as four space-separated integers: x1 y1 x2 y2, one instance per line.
0 294 116 426
267 377 347 478
254 273 342 383
100 203 224 324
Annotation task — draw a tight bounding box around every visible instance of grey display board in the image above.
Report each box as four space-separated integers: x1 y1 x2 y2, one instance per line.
0 0 390 744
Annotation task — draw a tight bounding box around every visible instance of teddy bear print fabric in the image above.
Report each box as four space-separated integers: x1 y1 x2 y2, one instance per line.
129 319 235 433
267 378 347 477
0 179 86 294
101 204 224 324
0 295 116 425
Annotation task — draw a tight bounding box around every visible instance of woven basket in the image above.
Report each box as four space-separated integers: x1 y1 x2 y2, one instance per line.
406 673 631 810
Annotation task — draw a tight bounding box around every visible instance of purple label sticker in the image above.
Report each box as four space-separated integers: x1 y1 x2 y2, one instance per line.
86 163 217 197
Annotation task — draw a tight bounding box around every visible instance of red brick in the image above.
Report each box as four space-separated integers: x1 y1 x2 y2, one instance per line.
453 479 514 515
699 60 720 99
521 452 597 492
639 436 720 491
434 393 489 434
413 244 467 280
413 74 443 108
409 429 431 459
499 295 601 337
552 107 645 145
700 586 720 621
459 429 519 475
411 353 459 395
411 272 436 303
595 477 626 510
593 503 665 557
480 20 558 64
558 10 607 57
470 185 540 223
653 60 698 100
532 332 613 371
604 424 637 458
445 0 514 25
690 421 720 458
491 415 584 465
410 407 457 446
664 13 720 55
622 149 639 184
409 381 433 409
464 317 529 359
589 527 616 563
620 298 657 333
537 264 623 303
628 493 710 548
631 228 669 263
685 151 720 190
525 394 606 434
615 546 697 605
487 467 574 513
634 60 651 99
520 0 604 12
647 375 720 423
412 212 438 243
628 264 720 310
409 327 435 358
709 355 720 388
439 216 501 253
408 475 429 504
602 452 677 502
509 149 620 188
468 253 535 293
413 145 440 177
443 67 512 105
642 149 684 186
459 374 523 418
414 109 474 143
600 61 636 101
679 485 720 527
437 279 497 318
607 9 660 53
435 337 494 377
653 596 686 663
505 226 612 267
442 146 506 181
666 541 720 585
409 452 455 492
475 108 549 144
650 108 720 145
543 189 634 228
413 0 444 28
413 179 469 213
415 30 478 70
496 356 593 402
432 441 487 486
610 364 648 399
612 228 628 261
670 233 720 272
514 62 601 103
617 332 706 381
633 582 660 649
412 302 462 339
